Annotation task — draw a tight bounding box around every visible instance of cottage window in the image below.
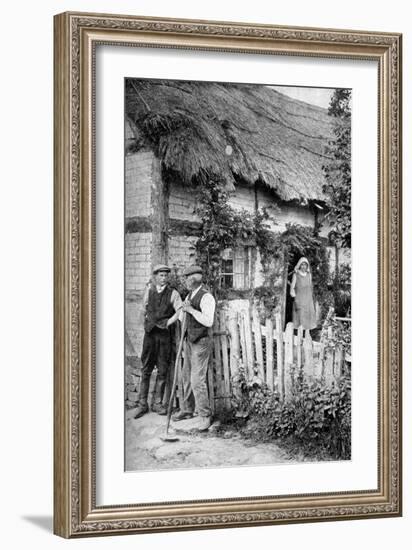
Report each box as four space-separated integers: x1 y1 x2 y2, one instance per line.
221 258 234 289
220 247 252 290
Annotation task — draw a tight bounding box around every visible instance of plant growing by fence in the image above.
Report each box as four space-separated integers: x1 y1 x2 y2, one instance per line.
231 361 280 418
229 359 351 460
322 314 352 356
269 375 351 459
333 262 351 317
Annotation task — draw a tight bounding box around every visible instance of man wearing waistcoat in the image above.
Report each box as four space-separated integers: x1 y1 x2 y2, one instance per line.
172 265 216 432
134 264 182 419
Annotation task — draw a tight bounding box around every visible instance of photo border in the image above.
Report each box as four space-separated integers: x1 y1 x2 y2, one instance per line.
53 11 402 537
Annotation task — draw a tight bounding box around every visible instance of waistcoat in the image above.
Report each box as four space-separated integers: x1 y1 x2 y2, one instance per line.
187 286 211 343
144 285 174 333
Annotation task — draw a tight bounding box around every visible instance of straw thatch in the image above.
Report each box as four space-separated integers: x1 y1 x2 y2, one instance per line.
126 79 334 202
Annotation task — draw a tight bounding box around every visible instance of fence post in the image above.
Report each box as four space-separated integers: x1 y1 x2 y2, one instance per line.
303 329 314 379
252 304 264 380
296 326 303 375
275 313 284 401
243 308 254 378
228 310 240 373
207 351 215 415
323 325 335 386
319 343 325 378
239 312 247 370
284 322 294 401
334 346 343 379
219 309 231 409
323 352 334 386
212 313 224 413
265 317 274 391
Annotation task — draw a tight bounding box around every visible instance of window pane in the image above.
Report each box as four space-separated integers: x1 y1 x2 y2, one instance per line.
222 258 233 274
222 274 233 288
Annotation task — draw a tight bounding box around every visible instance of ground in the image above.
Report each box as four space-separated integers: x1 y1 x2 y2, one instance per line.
125 409 294 471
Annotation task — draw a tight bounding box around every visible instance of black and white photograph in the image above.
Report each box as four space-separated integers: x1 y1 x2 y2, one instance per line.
124 78 352 472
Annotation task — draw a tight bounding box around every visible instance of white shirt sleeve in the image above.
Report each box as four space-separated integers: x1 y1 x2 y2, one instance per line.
189 293 216 328
170 289 183 313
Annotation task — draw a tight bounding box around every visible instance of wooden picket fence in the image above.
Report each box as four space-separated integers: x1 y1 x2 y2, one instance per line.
160 303 350 415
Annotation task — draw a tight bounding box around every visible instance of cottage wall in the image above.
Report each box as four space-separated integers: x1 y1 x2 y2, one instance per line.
167 181 317 234
125 148 155 356
227 182 255 213
125 232 152 355
168 235 198 272
256 185 316 231
169 182 199 221
125 151 153 218
124 157 349 357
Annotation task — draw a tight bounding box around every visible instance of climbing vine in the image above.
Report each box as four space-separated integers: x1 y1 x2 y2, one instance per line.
193 174 272 298
193 174 335 324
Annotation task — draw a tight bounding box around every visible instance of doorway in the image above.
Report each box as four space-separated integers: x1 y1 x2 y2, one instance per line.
283 249 303 329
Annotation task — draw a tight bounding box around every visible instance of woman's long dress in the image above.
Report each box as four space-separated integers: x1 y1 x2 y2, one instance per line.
292 272 317 330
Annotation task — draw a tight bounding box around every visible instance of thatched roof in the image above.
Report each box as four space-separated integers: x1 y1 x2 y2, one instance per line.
126 79 334 202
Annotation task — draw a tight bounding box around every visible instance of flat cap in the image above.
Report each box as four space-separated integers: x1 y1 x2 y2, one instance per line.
183 265 203 277
152 264 171 274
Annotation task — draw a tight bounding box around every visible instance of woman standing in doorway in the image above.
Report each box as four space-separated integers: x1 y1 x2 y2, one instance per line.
290 257 317 331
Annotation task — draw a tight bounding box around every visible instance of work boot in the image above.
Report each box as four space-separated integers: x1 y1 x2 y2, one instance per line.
133 402 149 419
151 377 166 414
151 402 167 415
194 415 212 432
171 410 194 422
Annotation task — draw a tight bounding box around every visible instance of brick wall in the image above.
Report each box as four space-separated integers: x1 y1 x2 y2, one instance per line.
125 150 153 218
168 235 198 275
227 182 255 213
169 181 199 221
125 146 154 357
125 232 152 356
256 186 315 231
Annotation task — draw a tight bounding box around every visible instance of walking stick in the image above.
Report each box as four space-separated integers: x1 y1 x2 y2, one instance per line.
160 311 187 442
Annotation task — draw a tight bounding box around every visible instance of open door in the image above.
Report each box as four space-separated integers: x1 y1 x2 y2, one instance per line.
282 249 305 330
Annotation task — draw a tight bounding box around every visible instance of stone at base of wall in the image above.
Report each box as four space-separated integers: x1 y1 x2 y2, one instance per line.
125 357 159 410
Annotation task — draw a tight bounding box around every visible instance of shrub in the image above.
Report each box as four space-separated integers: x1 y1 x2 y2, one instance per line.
231 362 280 418
269 376 351 459
230 362 351 460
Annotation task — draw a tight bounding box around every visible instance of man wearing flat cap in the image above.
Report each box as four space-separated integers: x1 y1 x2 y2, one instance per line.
172 265 216 431
134 264 182 419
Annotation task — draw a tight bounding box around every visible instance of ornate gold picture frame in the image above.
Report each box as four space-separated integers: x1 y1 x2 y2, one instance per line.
53 11 402 538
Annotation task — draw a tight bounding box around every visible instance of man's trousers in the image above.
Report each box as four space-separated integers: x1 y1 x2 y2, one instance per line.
139 327 172 405
180 336 212 417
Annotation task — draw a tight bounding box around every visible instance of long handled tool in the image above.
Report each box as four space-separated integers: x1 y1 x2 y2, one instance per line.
160 312 187 442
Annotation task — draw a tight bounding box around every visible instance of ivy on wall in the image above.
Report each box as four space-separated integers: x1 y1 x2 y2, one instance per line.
191 174 335 324
193 174 265 297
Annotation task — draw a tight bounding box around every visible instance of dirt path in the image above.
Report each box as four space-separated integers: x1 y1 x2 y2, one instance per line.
125 409 292 471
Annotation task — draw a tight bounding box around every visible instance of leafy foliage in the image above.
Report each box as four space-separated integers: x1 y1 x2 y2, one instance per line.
231 362 281 418
193 178 344 323
333 263 351 317
322 316 352 355
230 362 351 460
322 89 352 247
194 175 273 298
